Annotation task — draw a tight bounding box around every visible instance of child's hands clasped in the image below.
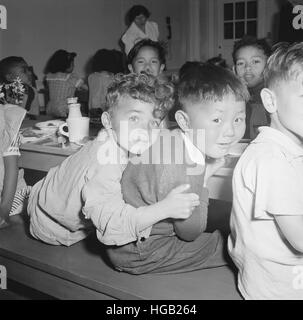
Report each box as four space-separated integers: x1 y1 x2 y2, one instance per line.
162 184 200 220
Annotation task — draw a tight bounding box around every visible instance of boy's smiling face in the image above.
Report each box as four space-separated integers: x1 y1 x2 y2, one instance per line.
128 46 165 76
235 46 267 88
176 93 246 158
102 95 161 154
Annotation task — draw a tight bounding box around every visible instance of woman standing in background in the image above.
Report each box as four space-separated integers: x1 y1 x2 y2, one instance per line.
121 5 159 55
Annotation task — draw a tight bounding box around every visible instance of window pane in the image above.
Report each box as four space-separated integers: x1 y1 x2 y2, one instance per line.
235 2 245 20
247 20 257 36
224 3 234 21
247 1 257 19
224 22 234 39
235 21 245 39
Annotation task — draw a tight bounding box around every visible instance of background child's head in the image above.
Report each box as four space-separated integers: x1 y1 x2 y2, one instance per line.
127 5 150 29
45 49 76 74
207 56 228 69
0 56 31 85
91 49 118 74
233 36 272 88
102 73 174 154
178 61 203 82
176 63 249 158
127 39 166 76
261 42 303 143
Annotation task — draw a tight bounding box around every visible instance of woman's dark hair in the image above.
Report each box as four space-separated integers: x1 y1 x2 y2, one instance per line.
45 49 76 74
127 39 166 65
127 5 150 25
232 35 272 64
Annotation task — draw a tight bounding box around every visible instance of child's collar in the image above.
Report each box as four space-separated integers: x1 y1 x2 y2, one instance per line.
180 131 205 166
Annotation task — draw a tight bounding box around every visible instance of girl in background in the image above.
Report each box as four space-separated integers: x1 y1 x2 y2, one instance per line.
0 56 40 118
45 50 87 118
88 49 123 121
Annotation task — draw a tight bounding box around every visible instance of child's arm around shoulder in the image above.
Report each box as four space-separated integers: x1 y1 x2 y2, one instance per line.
81 140 200 246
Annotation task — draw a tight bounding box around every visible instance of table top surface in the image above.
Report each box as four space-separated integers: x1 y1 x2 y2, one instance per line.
20 117 248 176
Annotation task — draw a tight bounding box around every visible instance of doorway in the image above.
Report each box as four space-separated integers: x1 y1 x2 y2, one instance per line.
214 0 266 66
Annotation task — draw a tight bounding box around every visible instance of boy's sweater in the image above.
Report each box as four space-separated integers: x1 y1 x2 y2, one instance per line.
121 129 209 241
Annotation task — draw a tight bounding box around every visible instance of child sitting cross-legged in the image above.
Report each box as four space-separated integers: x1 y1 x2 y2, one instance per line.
229 42 303 300
102 63 249 275
27 73 200 246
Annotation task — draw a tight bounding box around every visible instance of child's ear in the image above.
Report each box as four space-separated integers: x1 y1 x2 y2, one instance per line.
101 112 112 129
175 110 190 131
260 88 277 113
128 64 134 73
160 64 165 73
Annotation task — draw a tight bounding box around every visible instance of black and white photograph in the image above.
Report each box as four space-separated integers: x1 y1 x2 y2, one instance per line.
0 0 303 304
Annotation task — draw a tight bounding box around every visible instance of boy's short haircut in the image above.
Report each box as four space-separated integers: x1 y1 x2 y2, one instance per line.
105 73 174 120
127 39 166 66
232 35 272 64
177 63 250 110
0 56 26 83
263 42 303 89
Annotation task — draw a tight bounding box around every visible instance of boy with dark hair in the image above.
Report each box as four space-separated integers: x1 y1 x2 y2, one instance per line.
232 35 272 139
105 63 249 275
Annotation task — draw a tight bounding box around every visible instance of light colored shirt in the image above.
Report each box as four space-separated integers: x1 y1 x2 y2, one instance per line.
228 126 303 300
28 129 151 246
122 21 159 55
88 72 114 110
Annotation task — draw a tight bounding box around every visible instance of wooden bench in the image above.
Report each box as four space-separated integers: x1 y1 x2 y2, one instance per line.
0 215 242 300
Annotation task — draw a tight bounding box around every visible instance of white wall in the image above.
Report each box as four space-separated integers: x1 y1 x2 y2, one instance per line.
0 0 188 82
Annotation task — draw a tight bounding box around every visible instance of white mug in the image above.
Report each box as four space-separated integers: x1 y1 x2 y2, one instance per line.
59 117 90 143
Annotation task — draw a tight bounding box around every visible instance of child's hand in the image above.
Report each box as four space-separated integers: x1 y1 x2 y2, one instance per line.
203 157 226 187
162 184 200 220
